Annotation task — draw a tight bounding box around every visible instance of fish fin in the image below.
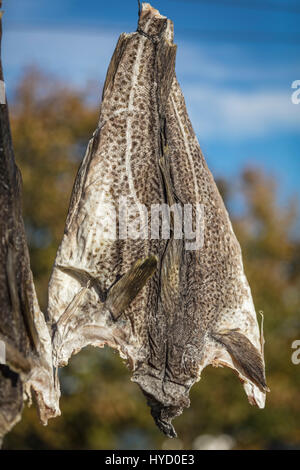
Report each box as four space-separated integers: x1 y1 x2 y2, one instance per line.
211 329 269 393
106 255 157 321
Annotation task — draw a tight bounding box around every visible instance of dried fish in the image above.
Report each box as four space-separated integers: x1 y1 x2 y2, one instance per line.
0 7 60 438
48 3 268 437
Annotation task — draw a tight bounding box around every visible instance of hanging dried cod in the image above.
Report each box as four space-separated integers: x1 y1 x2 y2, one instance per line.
0 5 59 441
47 3 268 437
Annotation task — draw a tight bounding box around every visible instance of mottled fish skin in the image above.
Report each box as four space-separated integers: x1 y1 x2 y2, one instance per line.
47 2 268 438
48 5 175 387
133 50 268 437
166 77 267 399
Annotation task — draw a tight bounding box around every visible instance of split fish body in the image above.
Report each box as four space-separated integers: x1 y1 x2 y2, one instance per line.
47 3 268 437
48 4 178 390
164 78 268 409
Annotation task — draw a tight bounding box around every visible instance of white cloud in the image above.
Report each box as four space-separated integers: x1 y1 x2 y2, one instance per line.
182 84 300 139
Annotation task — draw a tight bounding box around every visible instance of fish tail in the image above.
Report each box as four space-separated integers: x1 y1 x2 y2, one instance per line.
211 329 269 393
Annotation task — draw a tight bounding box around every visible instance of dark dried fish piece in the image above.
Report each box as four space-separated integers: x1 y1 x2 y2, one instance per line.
48 2 268 437
0 7 60 438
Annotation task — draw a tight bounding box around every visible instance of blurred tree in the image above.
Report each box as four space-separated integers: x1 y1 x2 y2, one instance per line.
3 70 300 450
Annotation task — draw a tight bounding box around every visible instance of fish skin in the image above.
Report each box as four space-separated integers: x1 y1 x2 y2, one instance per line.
166 77 268 398
47 3 268 437
48 4 173 373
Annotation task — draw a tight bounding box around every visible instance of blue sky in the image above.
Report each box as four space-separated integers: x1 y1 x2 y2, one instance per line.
2 0 300 220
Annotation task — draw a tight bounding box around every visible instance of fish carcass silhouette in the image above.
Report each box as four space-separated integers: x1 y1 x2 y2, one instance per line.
47 3 268 437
